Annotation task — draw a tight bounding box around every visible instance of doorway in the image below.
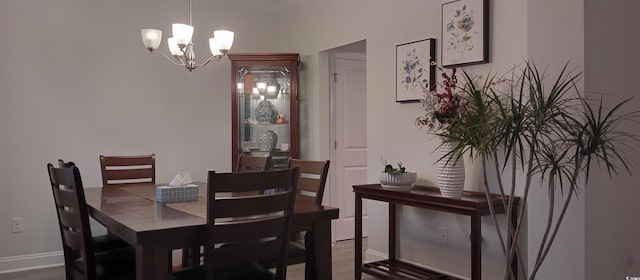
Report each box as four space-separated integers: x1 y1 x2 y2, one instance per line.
327 41 368 241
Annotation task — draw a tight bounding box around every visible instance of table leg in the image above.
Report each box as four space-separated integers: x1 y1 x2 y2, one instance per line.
303 230 316 279
355 193 362 280
136 244 169 280
305 219 332 280
471 214 481 280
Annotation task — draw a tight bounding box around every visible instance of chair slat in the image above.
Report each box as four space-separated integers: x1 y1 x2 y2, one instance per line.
58 207 83 230
50 167 77 187
101 155 155 166
295 194 317 206
62 228 85 254
236 155 271 172
212 193 291 218
103 169 154 181
297 177 321 193
52 188 80 209
212 170 296 193
292 160 327 174
212 217 287 243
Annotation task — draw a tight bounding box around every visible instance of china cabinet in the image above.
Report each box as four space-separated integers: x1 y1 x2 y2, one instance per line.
229 53 299 170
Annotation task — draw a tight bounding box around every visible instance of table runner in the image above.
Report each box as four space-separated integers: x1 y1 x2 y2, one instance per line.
121 184 208 218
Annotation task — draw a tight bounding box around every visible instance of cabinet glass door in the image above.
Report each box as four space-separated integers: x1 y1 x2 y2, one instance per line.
237 66 292 169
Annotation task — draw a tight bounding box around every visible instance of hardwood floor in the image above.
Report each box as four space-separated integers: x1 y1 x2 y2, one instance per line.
0 239 378 280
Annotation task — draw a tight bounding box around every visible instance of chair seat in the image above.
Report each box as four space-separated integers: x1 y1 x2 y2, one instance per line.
171 262 274 280
73 247 136 280
92 234 130 252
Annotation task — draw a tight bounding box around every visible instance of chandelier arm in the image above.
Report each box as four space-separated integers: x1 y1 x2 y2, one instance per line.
194 55 223 68
150 51 186 67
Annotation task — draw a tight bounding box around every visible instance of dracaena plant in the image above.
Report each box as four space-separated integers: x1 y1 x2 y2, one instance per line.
441 61 639 280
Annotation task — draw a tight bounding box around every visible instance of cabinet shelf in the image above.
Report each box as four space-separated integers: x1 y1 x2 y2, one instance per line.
243 123 290 127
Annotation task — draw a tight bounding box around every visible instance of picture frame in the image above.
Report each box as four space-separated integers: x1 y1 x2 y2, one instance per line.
396 38 436 103
441 0 489 67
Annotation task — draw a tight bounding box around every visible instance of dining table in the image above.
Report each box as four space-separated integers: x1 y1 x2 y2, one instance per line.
84 183 340 280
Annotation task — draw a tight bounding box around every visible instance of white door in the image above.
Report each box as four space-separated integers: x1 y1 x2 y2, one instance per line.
331 54 367 241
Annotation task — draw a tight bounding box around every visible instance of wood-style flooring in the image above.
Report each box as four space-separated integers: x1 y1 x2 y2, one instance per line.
0 239 378 280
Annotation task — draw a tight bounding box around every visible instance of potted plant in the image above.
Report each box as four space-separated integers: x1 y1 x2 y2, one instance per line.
416 67 467 198
379 159 417 189
440 61 638 279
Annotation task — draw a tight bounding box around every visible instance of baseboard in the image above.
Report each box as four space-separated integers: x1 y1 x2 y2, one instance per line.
0 251 64 274
365 248 388 262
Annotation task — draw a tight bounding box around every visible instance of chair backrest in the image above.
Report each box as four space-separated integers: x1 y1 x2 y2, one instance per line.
99 154 155 187
205 167 299 280
289 159 330 206
235 155 272 172
48 161 97 280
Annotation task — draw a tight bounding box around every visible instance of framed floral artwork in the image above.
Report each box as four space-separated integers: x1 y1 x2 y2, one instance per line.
441 0 488 67
396 38 436 103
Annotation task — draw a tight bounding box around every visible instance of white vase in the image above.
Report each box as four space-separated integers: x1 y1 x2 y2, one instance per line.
436 141 465 198
257 130 278 151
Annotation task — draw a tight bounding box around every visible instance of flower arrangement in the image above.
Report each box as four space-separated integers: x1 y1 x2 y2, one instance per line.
415 67 467 136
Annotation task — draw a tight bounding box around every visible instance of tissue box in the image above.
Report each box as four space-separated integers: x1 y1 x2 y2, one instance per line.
156 184 198 203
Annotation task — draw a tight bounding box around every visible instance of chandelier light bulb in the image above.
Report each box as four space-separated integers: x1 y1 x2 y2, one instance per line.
209 37 222 56
172 23 194 48
213 30 234 52
141 29 162 51
168 38 183 56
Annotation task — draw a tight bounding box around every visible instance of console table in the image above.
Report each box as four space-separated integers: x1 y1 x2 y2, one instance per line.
353 184 519 280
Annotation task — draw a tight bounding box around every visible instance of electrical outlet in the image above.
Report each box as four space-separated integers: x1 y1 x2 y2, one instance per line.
11 218 23 233
437 228 448 245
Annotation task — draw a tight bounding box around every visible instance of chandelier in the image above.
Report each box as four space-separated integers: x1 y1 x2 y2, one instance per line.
140 0 234 72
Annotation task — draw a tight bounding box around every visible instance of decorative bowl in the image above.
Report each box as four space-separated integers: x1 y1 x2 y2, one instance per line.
379 171 417 186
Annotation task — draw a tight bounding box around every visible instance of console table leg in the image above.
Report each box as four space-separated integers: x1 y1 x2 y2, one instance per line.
471 214 481 280
355 193 362 280
389 203 397 272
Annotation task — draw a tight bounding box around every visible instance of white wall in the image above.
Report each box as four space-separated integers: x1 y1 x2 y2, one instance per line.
526 0 586 279
0 0 280 270
584 0 640 278
278 0 527 278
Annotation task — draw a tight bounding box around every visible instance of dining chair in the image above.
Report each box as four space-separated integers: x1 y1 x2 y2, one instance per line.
235 155 272 172
179 155 274 268
171 167 299 280
47 162 136 280
285 159 330 268
58 160 130 253
99 154 155 187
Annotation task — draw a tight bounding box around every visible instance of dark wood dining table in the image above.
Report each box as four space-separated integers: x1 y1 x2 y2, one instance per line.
84 183 339 280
